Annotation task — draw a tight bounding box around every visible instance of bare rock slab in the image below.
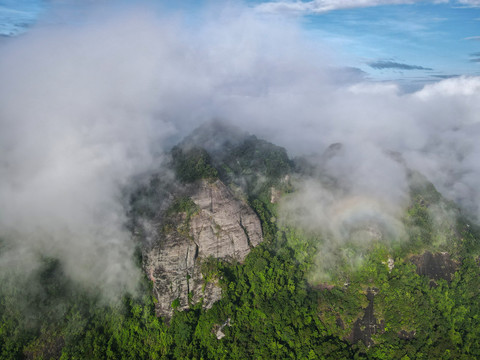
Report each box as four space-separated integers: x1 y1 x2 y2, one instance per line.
144 180 263 319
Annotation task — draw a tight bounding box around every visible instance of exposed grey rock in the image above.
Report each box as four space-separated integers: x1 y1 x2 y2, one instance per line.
215 318 231 340
270 186 281 204
382 257 395 272
387 257 395 272
143 179 262 319
349 288 384 347
410 251 459 284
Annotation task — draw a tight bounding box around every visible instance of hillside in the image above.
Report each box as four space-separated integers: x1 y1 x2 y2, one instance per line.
1 123 480 359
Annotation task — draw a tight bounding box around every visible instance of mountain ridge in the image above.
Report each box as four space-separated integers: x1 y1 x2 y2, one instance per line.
2 122 480 359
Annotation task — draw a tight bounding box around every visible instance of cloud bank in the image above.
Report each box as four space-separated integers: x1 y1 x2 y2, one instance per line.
1 2 480 293
0 7 180 295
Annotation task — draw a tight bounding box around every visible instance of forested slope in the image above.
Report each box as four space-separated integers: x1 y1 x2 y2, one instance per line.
2 125 480 359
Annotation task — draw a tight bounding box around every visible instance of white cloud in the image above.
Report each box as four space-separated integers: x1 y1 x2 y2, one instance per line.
2 2 480 294
0 8 184 296
415 76 480 98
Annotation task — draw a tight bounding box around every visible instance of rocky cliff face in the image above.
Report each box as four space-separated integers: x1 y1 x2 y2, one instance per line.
143 179 263 319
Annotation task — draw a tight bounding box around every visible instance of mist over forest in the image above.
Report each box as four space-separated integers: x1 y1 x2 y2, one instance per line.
1 2 480 359
1 1 479 291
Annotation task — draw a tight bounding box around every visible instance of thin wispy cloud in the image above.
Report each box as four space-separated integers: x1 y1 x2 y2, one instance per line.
431 74 459 78
456 0 480 6
0 1 44 36
469 52 480 62
255 0 423 15
465 36 480 40
369 60 433 70
255 1 477 15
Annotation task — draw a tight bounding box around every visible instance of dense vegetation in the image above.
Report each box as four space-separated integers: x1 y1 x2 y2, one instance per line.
171 146 218 183
2 130 480 359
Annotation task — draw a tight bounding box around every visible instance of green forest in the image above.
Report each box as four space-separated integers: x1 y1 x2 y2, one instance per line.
2 131 480 359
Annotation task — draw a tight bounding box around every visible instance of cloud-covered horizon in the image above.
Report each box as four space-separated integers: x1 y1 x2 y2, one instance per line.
1 2 480 294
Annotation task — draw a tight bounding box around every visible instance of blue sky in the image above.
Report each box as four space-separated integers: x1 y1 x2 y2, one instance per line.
1 0 479 84
0 0 45 36
250 0 480 83
299 2 480 82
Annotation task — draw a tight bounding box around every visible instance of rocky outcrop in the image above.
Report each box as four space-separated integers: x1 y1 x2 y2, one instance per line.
143 179 263 319
349 288 384 347
410 251 459 285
